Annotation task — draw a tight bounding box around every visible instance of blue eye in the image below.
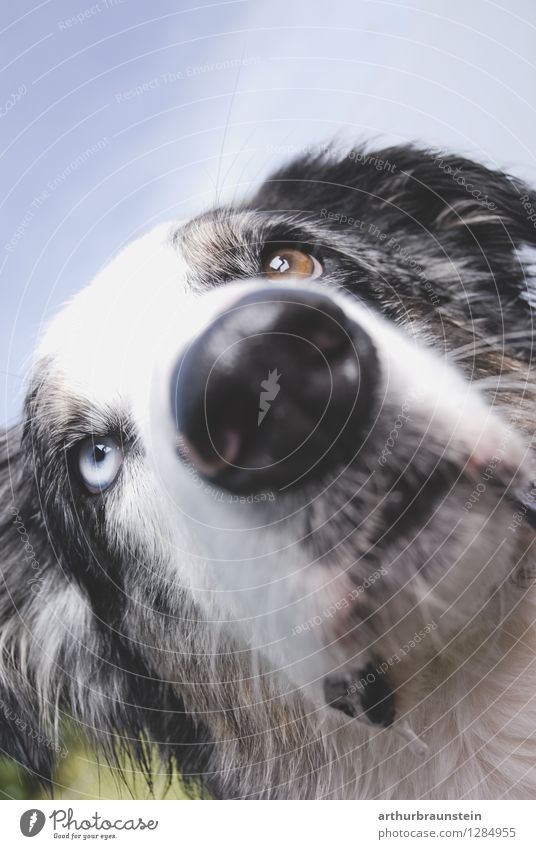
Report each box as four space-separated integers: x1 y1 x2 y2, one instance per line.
78 435 123 494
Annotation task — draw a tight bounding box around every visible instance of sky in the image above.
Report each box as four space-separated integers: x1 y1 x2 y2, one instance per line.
2 0 536 424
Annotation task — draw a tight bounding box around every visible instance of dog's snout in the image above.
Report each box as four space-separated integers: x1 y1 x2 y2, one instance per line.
170 285 377 493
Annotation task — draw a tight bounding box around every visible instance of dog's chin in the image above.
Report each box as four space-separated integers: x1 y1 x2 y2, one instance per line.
318 467 534 701
280 498 526 744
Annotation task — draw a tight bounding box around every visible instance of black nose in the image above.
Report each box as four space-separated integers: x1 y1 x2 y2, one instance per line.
170 285 377 493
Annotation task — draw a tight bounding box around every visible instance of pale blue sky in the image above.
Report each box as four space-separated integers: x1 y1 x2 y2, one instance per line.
2 0 536 424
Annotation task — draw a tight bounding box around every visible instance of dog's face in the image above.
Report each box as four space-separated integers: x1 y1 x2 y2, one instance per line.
24 147 536 733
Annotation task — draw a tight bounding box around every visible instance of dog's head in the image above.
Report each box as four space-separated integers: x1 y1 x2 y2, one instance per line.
9 145 536 747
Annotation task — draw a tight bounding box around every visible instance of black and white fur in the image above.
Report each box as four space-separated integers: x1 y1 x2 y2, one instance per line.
2 144 536 799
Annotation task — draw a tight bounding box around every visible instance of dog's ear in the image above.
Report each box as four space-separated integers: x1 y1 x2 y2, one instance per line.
251 144 536 251
0 425 58 784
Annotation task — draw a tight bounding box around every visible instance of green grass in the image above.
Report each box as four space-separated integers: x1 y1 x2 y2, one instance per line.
0 741 199 800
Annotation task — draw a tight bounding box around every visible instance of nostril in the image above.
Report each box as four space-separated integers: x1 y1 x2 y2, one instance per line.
296 327 354 373
217 428 241 466
178 428 240 477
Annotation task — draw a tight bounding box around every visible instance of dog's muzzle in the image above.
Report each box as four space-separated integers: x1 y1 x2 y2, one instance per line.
170 283 378 493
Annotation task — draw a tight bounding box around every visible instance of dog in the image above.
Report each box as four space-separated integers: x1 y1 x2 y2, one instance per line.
2 144 536 799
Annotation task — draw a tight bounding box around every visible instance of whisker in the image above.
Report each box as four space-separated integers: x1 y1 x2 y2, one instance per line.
213 46 247 206
472 376 534 391
447 329 534 359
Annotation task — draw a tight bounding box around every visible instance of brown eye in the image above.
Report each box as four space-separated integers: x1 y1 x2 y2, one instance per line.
262 247 323 280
